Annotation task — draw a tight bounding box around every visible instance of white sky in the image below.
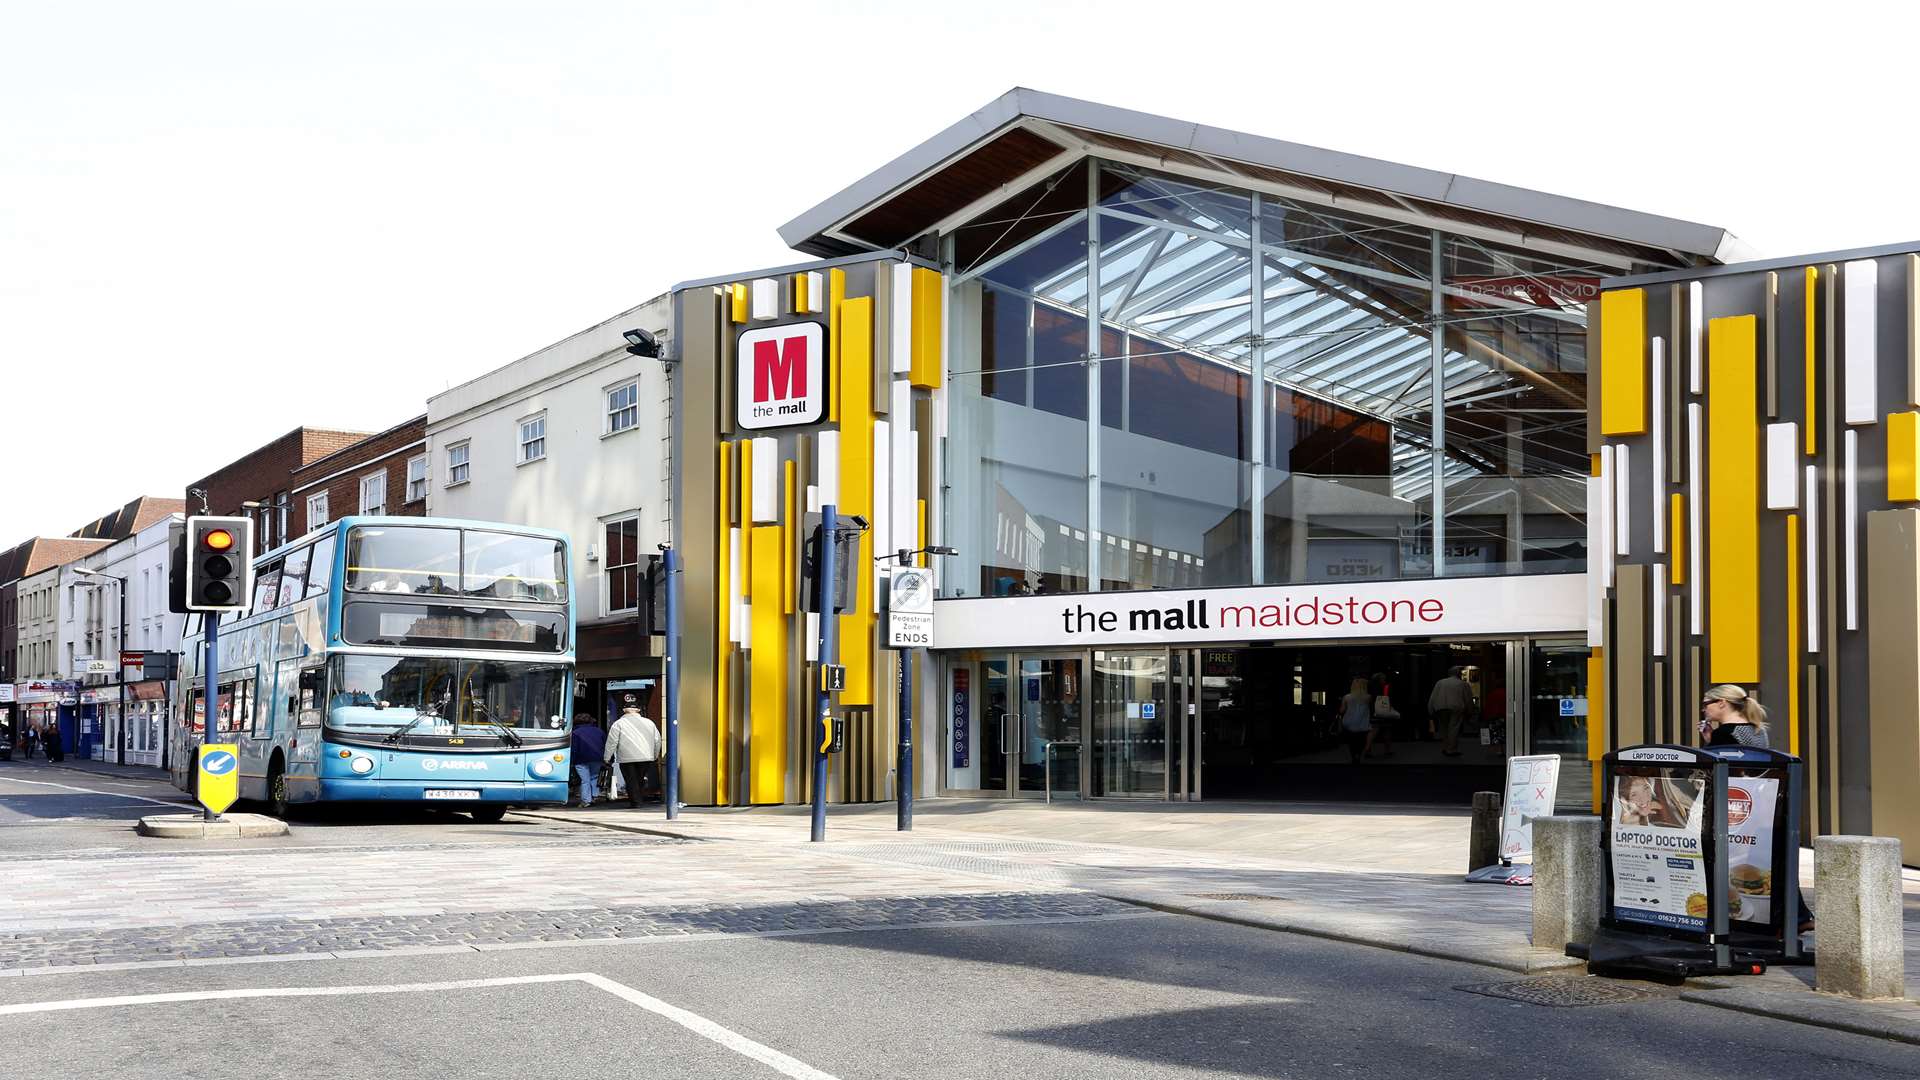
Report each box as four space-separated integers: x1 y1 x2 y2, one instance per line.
4 0 1916 539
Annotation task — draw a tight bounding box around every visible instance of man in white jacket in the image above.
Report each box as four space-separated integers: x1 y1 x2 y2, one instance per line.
603 694 662 809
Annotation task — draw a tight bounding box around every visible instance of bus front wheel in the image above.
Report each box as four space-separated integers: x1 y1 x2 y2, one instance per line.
267 763 291 819
469 805 508 824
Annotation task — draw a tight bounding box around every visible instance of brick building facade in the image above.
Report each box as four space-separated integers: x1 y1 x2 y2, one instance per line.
288 415 428 537
184 427 368 552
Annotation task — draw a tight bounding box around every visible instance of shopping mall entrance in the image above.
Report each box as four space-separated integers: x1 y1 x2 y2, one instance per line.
944 638 1590 808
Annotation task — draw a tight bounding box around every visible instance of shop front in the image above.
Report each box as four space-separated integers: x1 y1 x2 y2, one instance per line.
935 574 1591 806
663 89 1740 809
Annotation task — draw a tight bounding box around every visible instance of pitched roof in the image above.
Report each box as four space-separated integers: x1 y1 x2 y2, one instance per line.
70 495 188 541
780 88 1751 269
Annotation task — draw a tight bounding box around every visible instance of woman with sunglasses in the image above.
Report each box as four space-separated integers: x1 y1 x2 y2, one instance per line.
1698 684 1769 748
1698 684 1813 931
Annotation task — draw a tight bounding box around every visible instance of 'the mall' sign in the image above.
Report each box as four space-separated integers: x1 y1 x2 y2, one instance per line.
737 322 827 429
932 574 1586 649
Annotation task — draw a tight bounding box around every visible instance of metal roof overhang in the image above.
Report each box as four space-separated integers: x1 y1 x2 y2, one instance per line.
779 88 1751 271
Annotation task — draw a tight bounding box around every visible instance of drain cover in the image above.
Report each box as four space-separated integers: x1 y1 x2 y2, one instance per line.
1189 893 1291 902
1456 976 1657 1007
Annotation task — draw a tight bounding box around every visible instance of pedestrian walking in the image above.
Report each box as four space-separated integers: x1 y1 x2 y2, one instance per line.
569 714 605 806
604 694 661 810
1366 671 1398 758
1699 684 1770 748
1427 666 1476 757
20 724 35 760
1338 677 1373 764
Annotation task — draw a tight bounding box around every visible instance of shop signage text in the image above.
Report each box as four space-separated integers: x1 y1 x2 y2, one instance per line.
737 322 826 430
933 573 1586 649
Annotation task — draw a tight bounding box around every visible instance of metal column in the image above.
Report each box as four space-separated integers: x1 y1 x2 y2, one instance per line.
1248 193 1266 583
1085 161 1103 591
1429 230 1447 576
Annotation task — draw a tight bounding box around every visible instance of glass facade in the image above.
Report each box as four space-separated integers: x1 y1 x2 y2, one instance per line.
944 159 1649 597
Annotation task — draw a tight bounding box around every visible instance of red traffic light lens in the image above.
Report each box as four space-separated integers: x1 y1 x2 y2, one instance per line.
202 529 235 552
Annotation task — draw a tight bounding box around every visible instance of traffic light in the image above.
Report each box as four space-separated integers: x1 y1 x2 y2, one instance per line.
185 516 254 613
801 519 859 614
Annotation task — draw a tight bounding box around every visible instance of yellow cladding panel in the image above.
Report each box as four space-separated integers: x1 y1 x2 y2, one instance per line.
730 283 749 324
1806 266 1819 456
1786 513 1801 756
1599 289 1648 435
917 498 927 566
909 265 944 389
738 439 753 596
1671 493 1687 586
1707 315 1761 683
1587 649 1606 811
839 296 875 706
828 269 846 423
715 441 733 805
792 272 808 315
749 524 788 804
784 459 798 614
1590 453 1602 478
1587 649 1606 807
1890 412 1920 502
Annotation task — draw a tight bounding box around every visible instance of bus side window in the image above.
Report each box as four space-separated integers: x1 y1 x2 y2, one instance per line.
297 666 326 728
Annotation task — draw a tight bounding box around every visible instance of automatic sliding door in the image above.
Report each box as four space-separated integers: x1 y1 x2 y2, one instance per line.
1092 650 1169 797
1016 657 1082 796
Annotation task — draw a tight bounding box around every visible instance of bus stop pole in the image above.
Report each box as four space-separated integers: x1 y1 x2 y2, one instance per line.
812 506 838 843
202 612 220 823
661 544 680 821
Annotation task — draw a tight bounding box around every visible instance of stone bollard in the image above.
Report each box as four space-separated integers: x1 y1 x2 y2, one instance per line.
1531 815 1603 952
1814 835 1906 998
1468 791 1502 872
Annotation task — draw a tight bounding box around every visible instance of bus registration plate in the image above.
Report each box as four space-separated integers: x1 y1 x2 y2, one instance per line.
422 789 481 800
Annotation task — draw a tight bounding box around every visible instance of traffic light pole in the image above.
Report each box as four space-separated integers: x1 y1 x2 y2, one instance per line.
201 611 220 823
811 505 839 843
660 545 680 821
897 640 913 832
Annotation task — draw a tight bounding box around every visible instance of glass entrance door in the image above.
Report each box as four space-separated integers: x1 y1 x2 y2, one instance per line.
1015 656 1082 796
1091 650 1169 797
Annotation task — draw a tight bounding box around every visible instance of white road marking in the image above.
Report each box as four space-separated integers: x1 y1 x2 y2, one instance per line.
0 972 841 1080
0 776 185 809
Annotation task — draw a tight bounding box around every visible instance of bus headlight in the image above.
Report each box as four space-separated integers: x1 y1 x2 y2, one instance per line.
531 759 555 777
349 756 375 775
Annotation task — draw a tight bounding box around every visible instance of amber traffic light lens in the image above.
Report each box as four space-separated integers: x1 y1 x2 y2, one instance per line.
203 529 235 552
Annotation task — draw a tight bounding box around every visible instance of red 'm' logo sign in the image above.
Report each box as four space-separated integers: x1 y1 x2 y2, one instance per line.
754 334 808 403
737 322 826 429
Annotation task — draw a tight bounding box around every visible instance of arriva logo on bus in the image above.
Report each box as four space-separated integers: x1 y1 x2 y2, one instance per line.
421 759 491 772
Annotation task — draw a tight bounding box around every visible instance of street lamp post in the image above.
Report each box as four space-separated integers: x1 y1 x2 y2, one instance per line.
72 568 127 766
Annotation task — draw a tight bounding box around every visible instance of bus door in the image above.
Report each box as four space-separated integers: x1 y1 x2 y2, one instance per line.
288 658 327 769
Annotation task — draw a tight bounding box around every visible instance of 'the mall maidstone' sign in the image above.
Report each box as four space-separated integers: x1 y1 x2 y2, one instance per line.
932 574 1586 649
737 322 827 429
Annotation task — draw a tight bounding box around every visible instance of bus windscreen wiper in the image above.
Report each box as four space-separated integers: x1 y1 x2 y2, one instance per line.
469 703 522 747
384 693 449 744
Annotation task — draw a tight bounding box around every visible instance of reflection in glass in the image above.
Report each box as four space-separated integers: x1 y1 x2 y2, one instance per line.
944 158 1648 594
327 655 568 736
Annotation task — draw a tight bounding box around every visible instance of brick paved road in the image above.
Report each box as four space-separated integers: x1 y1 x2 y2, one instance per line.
0 892 1144 973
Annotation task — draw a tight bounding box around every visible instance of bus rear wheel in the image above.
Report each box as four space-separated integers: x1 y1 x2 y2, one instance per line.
469 805 508 824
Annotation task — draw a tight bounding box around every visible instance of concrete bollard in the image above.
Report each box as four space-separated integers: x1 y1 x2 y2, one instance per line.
1469 790 1502 872
1814 835 1906 998
1531 815 1603 952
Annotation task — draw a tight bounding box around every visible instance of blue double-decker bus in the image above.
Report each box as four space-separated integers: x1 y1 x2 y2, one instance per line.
169 517 575 821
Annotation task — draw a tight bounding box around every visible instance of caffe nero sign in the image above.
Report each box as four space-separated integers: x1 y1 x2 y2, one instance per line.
932 574 1586 650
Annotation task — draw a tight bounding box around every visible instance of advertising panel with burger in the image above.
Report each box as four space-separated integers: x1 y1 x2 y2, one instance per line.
1724 777 1780 926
